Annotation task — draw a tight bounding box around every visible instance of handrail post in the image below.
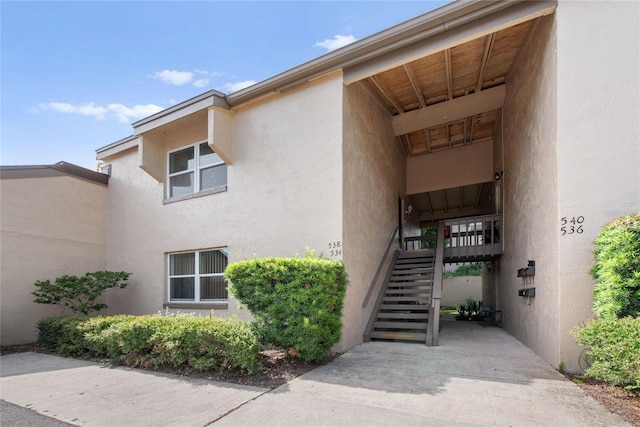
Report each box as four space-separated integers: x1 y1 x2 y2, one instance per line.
427 220 444 346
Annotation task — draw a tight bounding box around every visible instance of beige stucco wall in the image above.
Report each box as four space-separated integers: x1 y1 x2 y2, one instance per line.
499 14 560 367
341 81 406 350
103 73 344 322
499 3 639 373
0 176 108 345
555 1 640 371
441 276 482 308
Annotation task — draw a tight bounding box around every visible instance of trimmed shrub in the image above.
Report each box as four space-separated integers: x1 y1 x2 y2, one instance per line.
37 314 260 373
225 253 348 363
37 315 90 356
590 212 640 319
33 271 131 315
574 317 640 393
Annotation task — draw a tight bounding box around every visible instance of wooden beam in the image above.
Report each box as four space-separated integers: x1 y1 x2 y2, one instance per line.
476 33 495 93
403 64 426 108
423 129 431 153
444 49 453 100
392 84 505 136
369 75 404 114
424 193 433 214
419 206 493 223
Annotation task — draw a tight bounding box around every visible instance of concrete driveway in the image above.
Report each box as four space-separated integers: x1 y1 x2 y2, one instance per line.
0 320 630 426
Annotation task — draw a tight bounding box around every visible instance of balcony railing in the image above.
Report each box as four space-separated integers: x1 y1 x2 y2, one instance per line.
403 214 502 260
443 214 502 260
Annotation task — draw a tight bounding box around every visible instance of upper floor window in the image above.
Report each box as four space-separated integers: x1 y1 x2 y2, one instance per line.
168 142 227 198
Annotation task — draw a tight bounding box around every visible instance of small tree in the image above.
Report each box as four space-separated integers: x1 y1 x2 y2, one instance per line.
33 271 131 315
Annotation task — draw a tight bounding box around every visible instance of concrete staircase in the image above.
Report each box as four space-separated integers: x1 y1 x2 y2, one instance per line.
369 250 435 342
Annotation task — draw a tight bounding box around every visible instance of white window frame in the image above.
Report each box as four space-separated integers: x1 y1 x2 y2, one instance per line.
166 141 226 199
167 248 228 303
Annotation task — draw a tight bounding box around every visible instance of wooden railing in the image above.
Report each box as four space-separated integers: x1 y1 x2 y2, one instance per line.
443 214 503 260
426 221 444 347
362 226 400 309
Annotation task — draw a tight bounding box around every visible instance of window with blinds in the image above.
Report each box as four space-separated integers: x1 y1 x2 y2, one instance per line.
168 249 228 302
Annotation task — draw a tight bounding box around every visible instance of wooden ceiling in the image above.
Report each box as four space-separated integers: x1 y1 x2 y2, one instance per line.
363 19 534 157
360 19 536 222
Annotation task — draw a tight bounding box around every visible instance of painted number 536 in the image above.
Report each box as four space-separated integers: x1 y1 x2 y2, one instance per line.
560 216 584 236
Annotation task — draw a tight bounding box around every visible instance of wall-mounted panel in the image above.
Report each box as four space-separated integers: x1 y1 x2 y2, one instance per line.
407 139 493 194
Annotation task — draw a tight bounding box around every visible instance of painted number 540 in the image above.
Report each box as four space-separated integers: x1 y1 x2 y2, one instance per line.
560 216 584 236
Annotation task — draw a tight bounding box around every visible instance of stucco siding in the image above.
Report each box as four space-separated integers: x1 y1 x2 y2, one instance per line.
0 176 107 345
103 73 344 321
341 81 406 351
499 14 560 367
555 1 640 371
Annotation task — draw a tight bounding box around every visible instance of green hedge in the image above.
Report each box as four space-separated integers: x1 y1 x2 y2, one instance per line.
225 254 348 362
574 317 640 393
37 314 260 373
591 212 640 319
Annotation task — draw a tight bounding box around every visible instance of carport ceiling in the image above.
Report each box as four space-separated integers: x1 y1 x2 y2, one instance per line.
362 19 534 157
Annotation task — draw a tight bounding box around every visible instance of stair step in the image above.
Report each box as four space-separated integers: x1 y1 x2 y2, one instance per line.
397 251 434 259
374 321 428 330
383 296 430 302
380 300 430 312
390 275 433 281
388 281 432 288
393 264 434 270
392 272 433 278
384 288 431 296
396 260 432 266
378 311 429 319
370 331 427 341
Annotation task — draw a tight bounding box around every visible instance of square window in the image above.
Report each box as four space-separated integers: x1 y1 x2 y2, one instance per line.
167 142 226 198
168 249 228 303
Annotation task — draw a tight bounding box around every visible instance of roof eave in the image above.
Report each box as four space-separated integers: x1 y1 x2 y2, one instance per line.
225 0 515 107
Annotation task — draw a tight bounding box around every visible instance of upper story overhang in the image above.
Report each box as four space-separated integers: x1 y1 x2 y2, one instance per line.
96 0 557 162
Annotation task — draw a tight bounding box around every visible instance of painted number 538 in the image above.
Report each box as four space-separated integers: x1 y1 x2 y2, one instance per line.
328 241 342 257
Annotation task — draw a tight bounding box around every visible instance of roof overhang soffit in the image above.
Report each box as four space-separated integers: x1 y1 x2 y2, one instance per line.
342 0 556 85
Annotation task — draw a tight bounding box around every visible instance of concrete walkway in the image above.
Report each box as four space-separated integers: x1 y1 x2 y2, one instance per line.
0 320 630 426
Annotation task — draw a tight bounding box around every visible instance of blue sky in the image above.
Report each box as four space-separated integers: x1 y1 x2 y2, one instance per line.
1 1 447 170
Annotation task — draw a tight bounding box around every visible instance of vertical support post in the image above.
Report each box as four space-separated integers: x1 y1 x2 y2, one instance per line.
427 220 445 346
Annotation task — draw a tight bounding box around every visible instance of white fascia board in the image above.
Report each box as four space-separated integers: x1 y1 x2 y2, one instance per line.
344 0 557 85
393 85 506 136
133 93 227 135
96 135 139 160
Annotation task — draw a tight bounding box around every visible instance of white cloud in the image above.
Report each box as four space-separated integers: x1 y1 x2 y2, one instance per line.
40 102 108 119
314 34 357 52
222 80 257 93
193 78 210 88
152 69 219 88
153 69 194 86
107 103 164 123
39 101 163 123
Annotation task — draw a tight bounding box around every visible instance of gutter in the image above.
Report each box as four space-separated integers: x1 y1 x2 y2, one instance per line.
225 0 517 107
